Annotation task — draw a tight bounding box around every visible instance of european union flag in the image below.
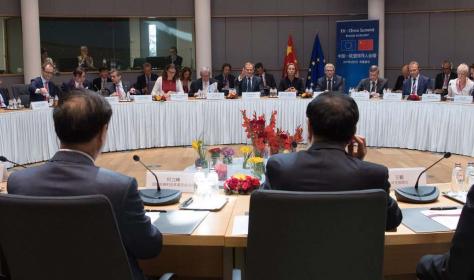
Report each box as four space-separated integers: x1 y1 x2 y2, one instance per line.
306 34 325 90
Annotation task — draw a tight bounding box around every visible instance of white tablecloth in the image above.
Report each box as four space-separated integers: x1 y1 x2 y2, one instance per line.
1 99 474 166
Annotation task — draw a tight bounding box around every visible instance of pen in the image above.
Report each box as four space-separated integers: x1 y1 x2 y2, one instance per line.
182 197 193 207
429 207 458 211
145 209 167 213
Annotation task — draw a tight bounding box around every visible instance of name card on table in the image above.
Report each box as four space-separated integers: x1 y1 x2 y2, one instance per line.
207 92 225 100
421 94 441 102
388 168 426 189
105 96 119 104
383 92 402 101
454 95 473 104
278 92 297 99
133 95 153 103
146 170 195 193
351 91 370 101
170 93 189 102
30 101 50 110
242 92 261 99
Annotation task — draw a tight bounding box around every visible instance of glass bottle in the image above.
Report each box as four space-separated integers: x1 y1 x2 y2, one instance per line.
451 163 464 193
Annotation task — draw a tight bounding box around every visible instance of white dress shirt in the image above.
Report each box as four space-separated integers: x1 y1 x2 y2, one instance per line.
448 78 474 97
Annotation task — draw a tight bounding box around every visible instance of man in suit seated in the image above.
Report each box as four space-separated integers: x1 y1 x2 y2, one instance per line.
190 67 218 96
0 80 9 107
92 67 112 92
416 185 474 280
167 46 183 69
234 62 263 96
315 63 345 93
356 65 388 98
28 62 60 102
7 90 163 280
61 68 93 93
134 62 158 95
402 61 432 99
215 63 235 92
434 60 457 95
106 70 135 99
263 92 403 230
255 62 277 91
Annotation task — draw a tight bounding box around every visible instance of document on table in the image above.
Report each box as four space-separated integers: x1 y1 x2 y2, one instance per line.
421 209 462 230
232 215 249 235
145 210 209 234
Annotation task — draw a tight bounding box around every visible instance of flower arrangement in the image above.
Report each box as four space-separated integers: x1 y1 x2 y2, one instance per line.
224 173 261 195
192 139 208 168
241 110 304 155
240 146 253 169
222 147 235 164
208 147 222 166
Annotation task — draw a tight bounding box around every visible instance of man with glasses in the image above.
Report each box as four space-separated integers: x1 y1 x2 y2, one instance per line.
434 60 457 95
315 63 345 93
29 62 60 102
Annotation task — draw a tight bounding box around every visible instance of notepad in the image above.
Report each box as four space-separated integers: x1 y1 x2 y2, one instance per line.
421 209 462 230
180 196 228 211
146 210 209 234
232 215 249 236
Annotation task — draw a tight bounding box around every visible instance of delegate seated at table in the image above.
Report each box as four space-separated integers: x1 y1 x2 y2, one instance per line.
61 68 93 93
402 61 432 98
447 63 474 98
151 64 184 100
356 65 388 98
263 92 402 230
190 67 218 96
134 62 158 95
278 63 304 95
234 62 263 96
106 70 135 99
28 62 60 102
315 63 345 93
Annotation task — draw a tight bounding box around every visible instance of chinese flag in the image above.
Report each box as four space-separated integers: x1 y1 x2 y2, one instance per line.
358 39 374 51
282 35 299 78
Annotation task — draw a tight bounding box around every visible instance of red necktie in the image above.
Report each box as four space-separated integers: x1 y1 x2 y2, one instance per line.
44 82 49 100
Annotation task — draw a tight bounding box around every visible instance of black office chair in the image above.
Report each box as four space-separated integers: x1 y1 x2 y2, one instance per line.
0 194 134 280
10 84 30 108
133 58 147 70
240 189 387 280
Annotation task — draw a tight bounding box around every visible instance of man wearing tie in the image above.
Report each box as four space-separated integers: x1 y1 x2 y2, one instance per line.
402 61 432 99
61 68 93 93
356 65 388 98
315 63 345 93
235 62 263 96
106 70 134 99
190 67 218 96
134 63 158 95
434 61 457 95
92 67 112 93
28 62 60 102
255 62 276 90
215 63 235 92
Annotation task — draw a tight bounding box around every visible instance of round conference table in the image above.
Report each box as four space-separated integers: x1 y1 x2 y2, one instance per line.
1 97 474 166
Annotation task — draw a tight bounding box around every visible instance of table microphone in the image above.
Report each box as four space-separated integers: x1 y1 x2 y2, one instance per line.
0 156 27 169
395 152 451 203
133 155 181 206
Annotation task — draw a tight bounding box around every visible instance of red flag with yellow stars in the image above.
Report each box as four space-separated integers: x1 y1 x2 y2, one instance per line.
282 35 299 78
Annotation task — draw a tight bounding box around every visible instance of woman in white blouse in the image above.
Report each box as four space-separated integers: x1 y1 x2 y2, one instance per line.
151 64 184 100
448 63 474 97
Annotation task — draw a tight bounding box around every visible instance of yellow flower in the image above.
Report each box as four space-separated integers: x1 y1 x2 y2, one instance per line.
192 140 202 150
248 157 264 164
234 173 247 180
240 146 252 154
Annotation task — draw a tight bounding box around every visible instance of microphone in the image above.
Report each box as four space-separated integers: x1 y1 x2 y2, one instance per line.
0 156 27 169
132 155 181 206
395 152 451 203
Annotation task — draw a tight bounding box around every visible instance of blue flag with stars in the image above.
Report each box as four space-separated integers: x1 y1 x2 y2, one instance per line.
306 34 325 90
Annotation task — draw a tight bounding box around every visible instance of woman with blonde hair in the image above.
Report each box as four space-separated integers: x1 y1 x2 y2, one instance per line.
447 63 474 97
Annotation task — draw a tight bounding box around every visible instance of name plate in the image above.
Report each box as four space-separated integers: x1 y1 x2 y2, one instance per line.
454 95 473 104
242 92 261 99
105 96 119 104
133 95 153 103
30 101 50 110
207 92 225 100
421 94 441 102
388 168 426 189
170 93 189 102
351 91 370 100
383 92 402 101
278 92 297 99
146 171 195 193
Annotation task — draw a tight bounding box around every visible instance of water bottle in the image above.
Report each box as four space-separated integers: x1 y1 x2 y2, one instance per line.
194 167 206 198
465 162 474 191
208 168 219 196
16 97 22 108
11 98 17 109
451 163 464 193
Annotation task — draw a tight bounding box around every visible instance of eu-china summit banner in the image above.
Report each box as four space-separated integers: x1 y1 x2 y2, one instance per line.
336 20 379 92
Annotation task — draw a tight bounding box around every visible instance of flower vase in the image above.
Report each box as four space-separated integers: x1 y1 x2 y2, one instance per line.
215 162 228 181
252 162 265 180
223 156 233 165
242 157 250 169
210 155 219 168
195 158 208 169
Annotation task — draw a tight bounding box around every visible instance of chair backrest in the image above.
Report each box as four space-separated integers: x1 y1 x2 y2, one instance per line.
0 194 133 280
246 189 387 280
10 84 29 98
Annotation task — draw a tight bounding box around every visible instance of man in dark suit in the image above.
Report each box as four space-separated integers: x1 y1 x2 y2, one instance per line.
190 67 218 97
28 62 60 102
61 68 93 93
263 92 403 230
402 61 432 97
7 90 162 280
134 62 158 95
106 70 135 98
356 65 388 97
434 61 457 95
416 185 474 280
255 62 277 90
315 63 345 93
167 46 183 69
234 62 263 95
92 67 112 92
215 63 235 92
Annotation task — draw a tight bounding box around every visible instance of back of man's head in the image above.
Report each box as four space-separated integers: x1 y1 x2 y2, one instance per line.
53 90 112 145
306 92 359 144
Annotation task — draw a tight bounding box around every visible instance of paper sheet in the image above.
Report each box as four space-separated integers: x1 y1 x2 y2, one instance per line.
145 212 161 224
232 215 249 236
421 209 462 230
